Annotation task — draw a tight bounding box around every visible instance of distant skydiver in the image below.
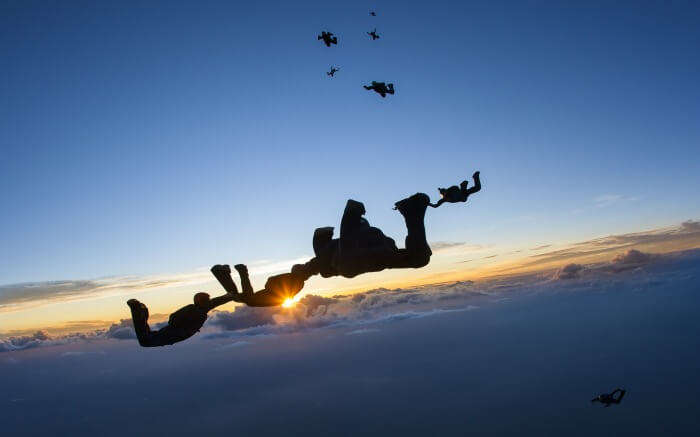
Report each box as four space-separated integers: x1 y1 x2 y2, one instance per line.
363 81 394 97
370 11 376 16
212 183 484 307
591 388 626 407
126 290 236 347
327 66 340 77
317 31 338 47
367 29 380 40
429 171 482 208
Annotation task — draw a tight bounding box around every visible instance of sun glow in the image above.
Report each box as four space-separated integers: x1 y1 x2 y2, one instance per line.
282 295 302 308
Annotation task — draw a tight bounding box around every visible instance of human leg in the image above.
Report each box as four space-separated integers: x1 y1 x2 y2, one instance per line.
210 264 239 294
234 264 254 296
389 193 432 268
126 299 160 347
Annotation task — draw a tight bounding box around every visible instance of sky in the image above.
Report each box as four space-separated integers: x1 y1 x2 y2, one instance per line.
2 0 700 333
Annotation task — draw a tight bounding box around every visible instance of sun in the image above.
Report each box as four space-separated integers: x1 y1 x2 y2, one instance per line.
281 294 302 308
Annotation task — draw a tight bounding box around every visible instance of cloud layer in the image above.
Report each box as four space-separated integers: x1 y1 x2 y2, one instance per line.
514 220 700 271
5 246 694 353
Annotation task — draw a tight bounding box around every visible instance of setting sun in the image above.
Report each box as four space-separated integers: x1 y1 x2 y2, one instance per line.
282 297 296 308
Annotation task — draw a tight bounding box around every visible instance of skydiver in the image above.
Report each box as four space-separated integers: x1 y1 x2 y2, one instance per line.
212 191 455 307
317 31 338 47
429 171 482 208
363 81 395 97
367 29 380 40
126 289 237 347
591 388 626 407
327 66 340 77
370 11 376 16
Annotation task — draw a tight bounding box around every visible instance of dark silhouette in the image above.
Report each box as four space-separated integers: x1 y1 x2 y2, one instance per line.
363 81 394 97
429 171 481 208
317 31 338 47
212 193 441 307
370 11 376 16
367 29 380 40
327 66 340 77
212 264 306 308
591 388 626 407
127 291 236 347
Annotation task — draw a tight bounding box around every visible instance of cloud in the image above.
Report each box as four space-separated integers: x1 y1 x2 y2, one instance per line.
0 256 310 313
612 249 656 265
61 351 106 357
430 242 484 253
681 220 700 232
0 330 80 352
0 275 201 313
207 306 278 332
103 319 137 340
0 317 153 352
199 281 487 341
554 263 585 280
516 220 700 270
601 249 659 273
530 244 551 251
3 247 698 354
594 194 624 207
552 249 659 279
217 341 251 350
346 328 380 335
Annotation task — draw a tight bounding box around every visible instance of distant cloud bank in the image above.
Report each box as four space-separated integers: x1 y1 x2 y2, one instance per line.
0 256 310 313
4 247 699 353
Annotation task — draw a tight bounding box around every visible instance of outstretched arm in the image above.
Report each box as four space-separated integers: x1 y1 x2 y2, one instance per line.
205 292 238 311
239 289 285 307
429 198 445 208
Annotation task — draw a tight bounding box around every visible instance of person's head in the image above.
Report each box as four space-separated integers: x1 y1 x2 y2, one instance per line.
194 292 210 307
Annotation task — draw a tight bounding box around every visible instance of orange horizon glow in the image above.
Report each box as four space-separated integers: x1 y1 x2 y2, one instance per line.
2 221 699 337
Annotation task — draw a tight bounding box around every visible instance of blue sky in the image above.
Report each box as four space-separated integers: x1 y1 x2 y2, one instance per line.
2 0 699 288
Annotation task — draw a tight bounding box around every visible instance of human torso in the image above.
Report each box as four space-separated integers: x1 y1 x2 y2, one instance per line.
167 304 208 341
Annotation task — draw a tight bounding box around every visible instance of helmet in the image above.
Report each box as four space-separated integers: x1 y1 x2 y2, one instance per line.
194 292 210 307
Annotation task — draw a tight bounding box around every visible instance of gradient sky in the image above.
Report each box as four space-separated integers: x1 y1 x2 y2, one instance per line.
2 1 700 330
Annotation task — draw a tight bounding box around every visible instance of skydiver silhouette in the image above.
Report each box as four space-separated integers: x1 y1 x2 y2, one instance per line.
363 81 395 97
317 31 338 47
126 290 236 347
211 264 306 308
212 192 444 307
367 29 380 40
591 388 626 407
370 11 376 16
327 66 340 77
429 171 482 208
